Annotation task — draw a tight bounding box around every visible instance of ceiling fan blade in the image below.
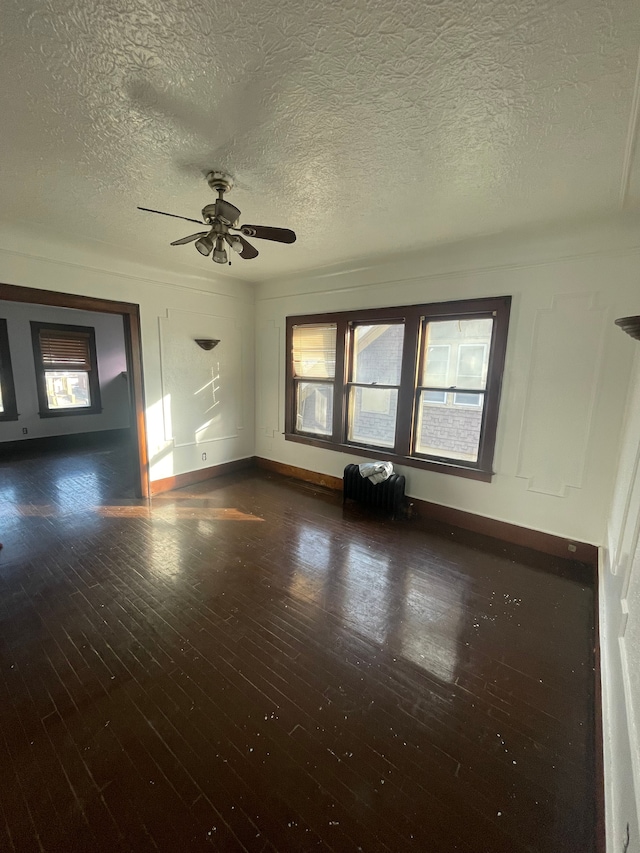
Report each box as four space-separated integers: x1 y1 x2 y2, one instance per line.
137 206 203 225
237 225 296 244
236 235 259 259
170 231 209 246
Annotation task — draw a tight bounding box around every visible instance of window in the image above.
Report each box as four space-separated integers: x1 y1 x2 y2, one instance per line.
292 323 336 436
285 297 511 481
31 322 102 417
347 323 404 448
415 320 493 462
0 318 18 421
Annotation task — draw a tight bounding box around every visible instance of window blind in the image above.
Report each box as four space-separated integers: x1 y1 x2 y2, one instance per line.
292 324 337 378
39 330 91 369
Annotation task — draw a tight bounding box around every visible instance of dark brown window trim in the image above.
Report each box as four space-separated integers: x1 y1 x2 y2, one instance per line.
285 296 511 481
30 321 103 418
0 318 18 422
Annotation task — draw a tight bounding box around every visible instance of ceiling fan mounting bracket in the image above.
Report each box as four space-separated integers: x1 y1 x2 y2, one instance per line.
206 170 233 195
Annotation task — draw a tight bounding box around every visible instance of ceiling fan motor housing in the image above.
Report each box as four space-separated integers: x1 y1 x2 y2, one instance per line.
202 201 241 228
202 203 218 224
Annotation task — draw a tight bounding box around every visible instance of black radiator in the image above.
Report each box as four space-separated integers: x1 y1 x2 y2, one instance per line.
343 464 406 516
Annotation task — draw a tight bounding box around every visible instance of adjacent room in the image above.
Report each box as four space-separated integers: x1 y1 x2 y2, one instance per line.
0 0 639 851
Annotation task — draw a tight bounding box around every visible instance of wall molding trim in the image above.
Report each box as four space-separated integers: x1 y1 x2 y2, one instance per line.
150 456 255 497
257 239 640 303
0 243 253 304
255 457 598 568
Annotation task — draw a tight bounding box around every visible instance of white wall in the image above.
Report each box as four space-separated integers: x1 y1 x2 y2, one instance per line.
602 347 640 853
255 214 640 546
0 222 255 483
0 300 129 440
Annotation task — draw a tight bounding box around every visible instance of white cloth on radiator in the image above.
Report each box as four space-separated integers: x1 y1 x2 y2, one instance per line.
358 461 394 485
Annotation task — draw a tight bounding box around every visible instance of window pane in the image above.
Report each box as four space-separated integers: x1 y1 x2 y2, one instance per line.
422 344 450 388
296 382 333 435
348 386 398 448
423 318 493 389
353 324 404 385
453 392 481 407
0 384 4 412
293 324 336 379
415 390 484 462
457 343 488 389
44 371 91 409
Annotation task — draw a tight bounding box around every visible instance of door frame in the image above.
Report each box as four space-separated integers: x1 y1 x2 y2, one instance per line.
0 282 149 498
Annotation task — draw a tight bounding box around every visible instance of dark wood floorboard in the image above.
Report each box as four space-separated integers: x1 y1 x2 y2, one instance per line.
0 437 596 852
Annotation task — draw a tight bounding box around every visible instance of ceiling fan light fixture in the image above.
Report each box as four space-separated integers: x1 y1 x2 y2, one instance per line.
212 236 228 264
195 234 214 256
226 235 244 254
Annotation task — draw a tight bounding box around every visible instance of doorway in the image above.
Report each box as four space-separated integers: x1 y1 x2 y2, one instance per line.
0 282 148 498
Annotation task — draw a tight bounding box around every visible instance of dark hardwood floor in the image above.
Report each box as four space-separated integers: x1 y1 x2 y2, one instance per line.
0 438 596 852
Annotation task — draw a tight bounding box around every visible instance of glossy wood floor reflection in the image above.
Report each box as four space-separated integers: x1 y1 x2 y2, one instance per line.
0 440 596 852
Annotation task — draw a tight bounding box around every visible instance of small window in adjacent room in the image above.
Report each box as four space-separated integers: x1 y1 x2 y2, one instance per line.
31 322 102 417
0 318 18 421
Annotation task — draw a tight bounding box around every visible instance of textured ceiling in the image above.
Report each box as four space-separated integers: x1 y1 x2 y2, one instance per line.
1 0 639 282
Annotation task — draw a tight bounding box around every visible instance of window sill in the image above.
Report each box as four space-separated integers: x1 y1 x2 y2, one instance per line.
284 433 493 482
0 413 19 422
38 407 103 418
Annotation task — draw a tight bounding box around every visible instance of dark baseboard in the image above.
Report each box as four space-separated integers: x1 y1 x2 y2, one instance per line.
254 457 598 571
0 427 131 457
255 457 343 491
150 456 256 497
408 497 598 569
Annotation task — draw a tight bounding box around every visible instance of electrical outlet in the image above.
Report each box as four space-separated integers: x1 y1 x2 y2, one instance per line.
22 427 28 434
567 543 577 553
201 452 207 462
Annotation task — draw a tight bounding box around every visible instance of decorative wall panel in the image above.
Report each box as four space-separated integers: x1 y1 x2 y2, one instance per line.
159 309 242 448
256 320 281 438
516 293 607 496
